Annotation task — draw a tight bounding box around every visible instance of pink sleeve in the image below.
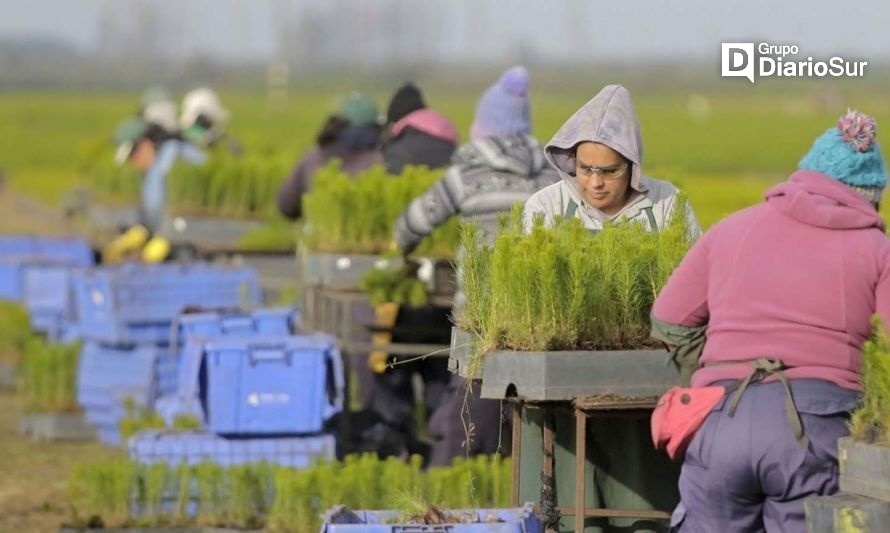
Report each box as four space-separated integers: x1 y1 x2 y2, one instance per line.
652 235 710 327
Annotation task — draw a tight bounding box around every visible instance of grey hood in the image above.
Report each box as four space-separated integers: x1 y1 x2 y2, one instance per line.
544 84 646 194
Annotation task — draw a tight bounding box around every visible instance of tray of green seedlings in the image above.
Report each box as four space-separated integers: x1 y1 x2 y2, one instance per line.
300 163 460 289
167 148 290 220
840 319 890 502
0 301 31 390
455 201 694 401
18 336 93 441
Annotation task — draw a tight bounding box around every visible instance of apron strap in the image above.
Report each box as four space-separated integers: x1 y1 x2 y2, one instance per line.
642 206 658 233
564 199 579 220
724 358 809 449
565 200 658 234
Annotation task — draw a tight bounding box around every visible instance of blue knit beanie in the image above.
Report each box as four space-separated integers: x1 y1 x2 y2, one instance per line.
799 110 887 204
470 66 531 140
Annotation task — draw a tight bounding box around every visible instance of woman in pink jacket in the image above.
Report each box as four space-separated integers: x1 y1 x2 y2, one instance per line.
652 110 890 532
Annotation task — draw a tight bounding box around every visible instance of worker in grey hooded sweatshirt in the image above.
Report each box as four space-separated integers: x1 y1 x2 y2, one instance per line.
524 84 700 236
393 66 560 467
523 84 701 531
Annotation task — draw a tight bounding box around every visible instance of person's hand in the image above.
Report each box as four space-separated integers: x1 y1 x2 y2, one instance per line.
401 257 421 279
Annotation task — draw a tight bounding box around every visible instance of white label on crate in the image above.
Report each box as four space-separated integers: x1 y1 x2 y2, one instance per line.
90 288 105 306
246 392 291 406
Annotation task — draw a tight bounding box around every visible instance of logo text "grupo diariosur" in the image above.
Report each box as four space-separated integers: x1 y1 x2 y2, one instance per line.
721 43 868 83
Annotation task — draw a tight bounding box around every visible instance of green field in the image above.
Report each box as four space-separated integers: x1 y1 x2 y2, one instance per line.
2 82 890 229
2 82 890 530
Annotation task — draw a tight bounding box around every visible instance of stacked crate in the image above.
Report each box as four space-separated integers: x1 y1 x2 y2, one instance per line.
0 236 94 303
130 307 341 467
0 236 93 389
74 263 260 445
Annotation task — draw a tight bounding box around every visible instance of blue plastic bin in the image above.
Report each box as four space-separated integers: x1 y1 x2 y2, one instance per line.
154 353 180 400
97 426 123 446
74 263 261 344
320 503 542 532
0 257 45 301
0 236 37 256
23 264 80 334
0 236 93 267
201 334 344 435
128 430 336 467
176 307 298 343
34 237 93 267
24 264 75 315
153 307 298 407
77 341 167 442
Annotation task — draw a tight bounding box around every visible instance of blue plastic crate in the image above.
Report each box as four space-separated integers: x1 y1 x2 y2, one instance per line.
74 263 261 344
128 430 336 467
176 307 298 344
0 236 92 267
27 310 79 342
77 342 165 433
50 322 81 344
154 353 180 400
0 236 37 256
24 265 80 333
320 503 541 532
97 426 122 446
28 309 63 335
201 334 344 436
34 237 93 267
24 265 76 315
84 404 119 426
0 257 43 301
152 307 299 403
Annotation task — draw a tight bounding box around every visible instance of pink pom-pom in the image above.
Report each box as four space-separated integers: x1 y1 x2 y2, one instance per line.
837 109 877 152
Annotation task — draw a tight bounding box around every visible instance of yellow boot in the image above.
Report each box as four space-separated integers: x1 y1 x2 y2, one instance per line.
141 235 171 263
102 225 149 264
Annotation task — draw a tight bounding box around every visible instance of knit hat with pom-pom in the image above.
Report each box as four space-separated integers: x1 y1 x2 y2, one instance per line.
799 109 887 204
470 66 531 140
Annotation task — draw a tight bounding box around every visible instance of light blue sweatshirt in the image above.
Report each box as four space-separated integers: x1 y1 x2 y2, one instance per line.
141 140 206 234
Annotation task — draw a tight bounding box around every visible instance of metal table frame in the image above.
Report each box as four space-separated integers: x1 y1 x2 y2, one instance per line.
304 284 452 358
509 397 672 532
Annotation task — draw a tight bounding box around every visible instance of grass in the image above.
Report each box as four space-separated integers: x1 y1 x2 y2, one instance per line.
0 302 32 366
0 390 122 533
18 337 81 414
68 453 511 532
3 84 889 219
118 398 203 443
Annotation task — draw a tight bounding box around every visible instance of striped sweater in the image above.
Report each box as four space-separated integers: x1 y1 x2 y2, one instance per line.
394 134 559 252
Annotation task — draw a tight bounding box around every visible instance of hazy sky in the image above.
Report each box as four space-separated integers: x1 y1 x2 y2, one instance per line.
2 0 889 64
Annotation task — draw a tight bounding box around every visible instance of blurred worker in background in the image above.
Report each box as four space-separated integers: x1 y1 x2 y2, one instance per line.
104 117 206 263
391 66 560 467
381 83 458 174
139 86 179 137
179 87 243 154
277 92 383 220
